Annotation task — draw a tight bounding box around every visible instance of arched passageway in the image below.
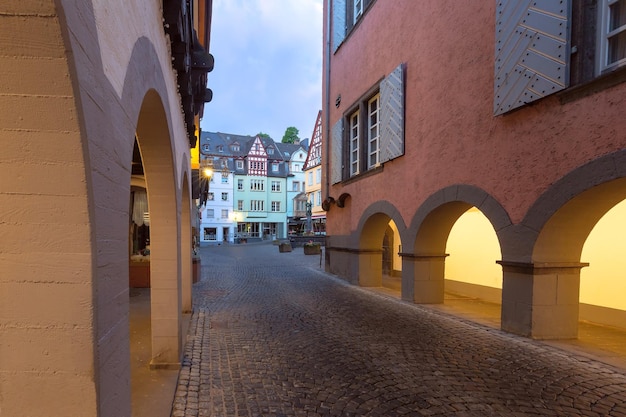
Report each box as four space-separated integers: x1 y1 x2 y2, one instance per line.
581 199 626 329
135 89 183 366
501 176 626 338
444 207 502 325
354 202 405 289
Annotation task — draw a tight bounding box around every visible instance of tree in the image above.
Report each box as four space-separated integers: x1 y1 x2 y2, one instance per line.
282 126 299 144
256 132 271 139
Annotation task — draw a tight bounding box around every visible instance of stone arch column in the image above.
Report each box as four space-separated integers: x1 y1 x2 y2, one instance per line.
0 4 100 415
181 168 193 313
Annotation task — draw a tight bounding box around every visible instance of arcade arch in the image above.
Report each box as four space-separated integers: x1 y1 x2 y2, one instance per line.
355 202 405 289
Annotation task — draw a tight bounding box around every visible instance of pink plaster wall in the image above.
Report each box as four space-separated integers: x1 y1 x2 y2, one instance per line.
324 0 626 235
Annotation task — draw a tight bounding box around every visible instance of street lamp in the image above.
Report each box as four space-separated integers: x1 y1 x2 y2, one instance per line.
196 161 214 250
199 164 213 206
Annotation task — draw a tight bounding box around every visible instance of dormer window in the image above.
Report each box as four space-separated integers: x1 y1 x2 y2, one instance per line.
231 143 240 152
268 148 274 155
217 145 224 153
202 144 210 152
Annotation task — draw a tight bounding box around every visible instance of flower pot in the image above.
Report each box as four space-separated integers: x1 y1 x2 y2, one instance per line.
279 242 292 253
304 244 321 255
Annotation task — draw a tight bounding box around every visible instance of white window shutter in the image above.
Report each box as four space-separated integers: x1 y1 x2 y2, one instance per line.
332 0 346 52
380 63 405 163
331 119 343 184
494 0 571 115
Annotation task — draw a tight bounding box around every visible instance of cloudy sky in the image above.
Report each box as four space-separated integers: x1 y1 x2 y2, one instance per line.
201 0 323 143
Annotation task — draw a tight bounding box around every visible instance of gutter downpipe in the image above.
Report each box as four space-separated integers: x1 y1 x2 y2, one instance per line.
324 0 332 202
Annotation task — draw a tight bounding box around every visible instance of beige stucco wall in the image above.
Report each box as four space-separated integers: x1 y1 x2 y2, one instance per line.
0 1 192 416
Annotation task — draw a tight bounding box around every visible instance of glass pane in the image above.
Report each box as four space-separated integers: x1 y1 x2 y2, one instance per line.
609 0 626 32
608 30 626 63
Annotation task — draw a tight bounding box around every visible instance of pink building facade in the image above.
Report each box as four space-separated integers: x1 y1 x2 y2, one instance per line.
322 0 626 339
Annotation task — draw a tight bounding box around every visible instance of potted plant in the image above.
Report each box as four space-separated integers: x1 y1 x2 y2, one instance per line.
279 241 292 253
303 240 321 255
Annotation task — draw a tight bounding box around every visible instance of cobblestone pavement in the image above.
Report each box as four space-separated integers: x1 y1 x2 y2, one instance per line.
171 243 626 417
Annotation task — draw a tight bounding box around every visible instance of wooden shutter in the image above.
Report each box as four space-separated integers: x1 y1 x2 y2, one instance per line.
494 1 571 115
332 0 346 52
330 119 343 184
380 63 405 163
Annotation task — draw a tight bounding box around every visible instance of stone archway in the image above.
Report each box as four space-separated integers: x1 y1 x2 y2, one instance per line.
354 201 406 288
405 185 510 305
500 151 626 338
135 89 183 367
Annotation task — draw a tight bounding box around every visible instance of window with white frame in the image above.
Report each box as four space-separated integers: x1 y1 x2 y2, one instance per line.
332 0 375 52
600 0 626 71
271 181 281 192
206 209 214 218
221 209 228 219
316 168 321 184
237 179 244 190
292 181 300 192
271 201 281 212
308 171 314 186
221 192 228 201
221 173 229 184
272 162 279 172
236 160 244 170
354 0 363 23
237 200 244 211
207 192 214 201
349 110 360 176
316 191 322 206
250 200 264 211
330 64 405 184
250 179 264 191
367 93 380 169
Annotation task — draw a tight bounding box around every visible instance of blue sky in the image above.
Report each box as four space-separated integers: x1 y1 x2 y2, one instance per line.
201 0 323 143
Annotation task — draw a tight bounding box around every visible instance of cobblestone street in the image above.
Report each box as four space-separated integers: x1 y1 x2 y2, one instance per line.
171 243 626 416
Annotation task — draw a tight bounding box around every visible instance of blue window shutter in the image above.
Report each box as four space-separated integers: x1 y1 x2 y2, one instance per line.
380 63 405 163
332 0 346 52
331 119 343 184
494 0 571 115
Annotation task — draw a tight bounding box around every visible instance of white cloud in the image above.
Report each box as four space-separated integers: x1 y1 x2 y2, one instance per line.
202 0 323 142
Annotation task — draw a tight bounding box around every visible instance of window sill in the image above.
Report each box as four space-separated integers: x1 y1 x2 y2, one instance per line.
558 66 626 104
340 164 383 186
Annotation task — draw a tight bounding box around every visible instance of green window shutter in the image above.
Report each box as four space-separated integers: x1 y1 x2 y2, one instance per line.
332 0 346 52
494 0 571 115
380 63 405 163
330 119 343 184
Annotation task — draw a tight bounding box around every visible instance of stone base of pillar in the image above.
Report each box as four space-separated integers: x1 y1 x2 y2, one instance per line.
499 261 587 339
